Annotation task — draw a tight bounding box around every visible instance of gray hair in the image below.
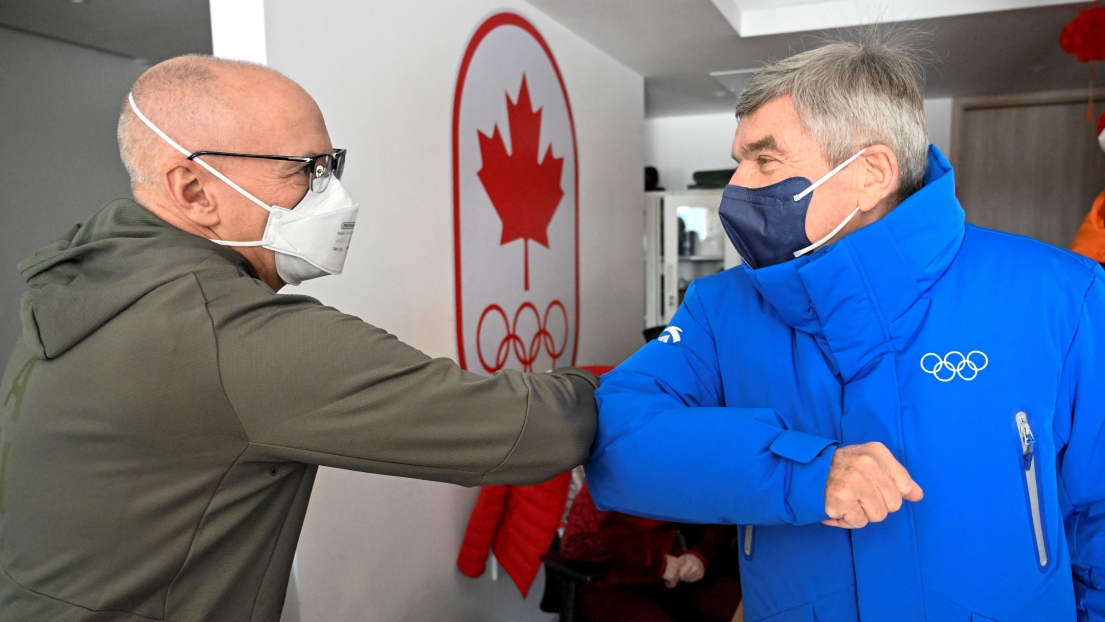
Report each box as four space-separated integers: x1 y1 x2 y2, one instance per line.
736 33 930 201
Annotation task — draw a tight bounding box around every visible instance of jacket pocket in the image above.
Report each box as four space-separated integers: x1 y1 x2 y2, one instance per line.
1015 411 1049 571
742 524 755 560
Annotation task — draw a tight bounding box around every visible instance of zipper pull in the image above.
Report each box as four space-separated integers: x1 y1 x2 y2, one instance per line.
1018 413 1035 470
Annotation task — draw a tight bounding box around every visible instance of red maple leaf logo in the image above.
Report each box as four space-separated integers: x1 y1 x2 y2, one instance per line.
478 75 564 291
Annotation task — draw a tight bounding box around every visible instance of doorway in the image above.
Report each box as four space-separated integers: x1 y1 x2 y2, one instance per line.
950 89 1105 249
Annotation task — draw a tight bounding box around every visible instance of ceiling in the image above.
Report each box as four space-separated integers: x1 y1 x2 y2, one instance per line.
527 0 1097 117
0 0 211 64
1 0 1097 118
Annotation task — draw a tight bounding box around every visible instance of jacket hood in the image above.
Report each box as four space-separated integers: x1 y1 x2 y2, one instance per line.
1071 190 1105 264
18 199 257 360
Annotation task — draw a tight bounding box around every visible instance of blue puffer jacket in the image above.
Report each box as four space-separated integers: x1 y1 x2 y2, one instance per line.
588 147 1105 622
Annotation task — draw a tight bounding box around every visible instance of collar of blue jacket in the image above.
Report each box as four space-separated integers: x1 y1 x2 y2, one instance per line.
744 145 966 382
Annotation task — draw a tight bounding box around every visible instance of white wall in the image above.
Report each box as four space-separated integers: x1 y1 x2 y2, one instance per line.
219 2 645 620
646 98 957 192
0 27 149 358
924 97 953 156
645 112 738 192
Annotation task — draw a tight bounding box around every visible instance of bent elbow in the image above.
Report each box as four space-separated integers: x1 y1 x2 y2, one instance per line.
478 373 597 486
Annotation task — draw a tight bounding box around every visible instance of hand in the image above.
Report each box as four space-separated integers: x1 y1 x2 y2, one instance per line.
676 553 705 583
662 554 682 588
822 442 923 529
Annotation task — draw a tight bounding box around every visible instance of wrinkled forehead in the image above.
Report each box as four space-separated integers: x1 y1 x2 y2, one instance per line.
732 96 818 160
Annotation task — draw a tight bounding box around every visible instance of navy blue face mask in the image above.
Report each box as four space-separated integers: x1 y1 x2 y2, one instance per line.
719 149 866 270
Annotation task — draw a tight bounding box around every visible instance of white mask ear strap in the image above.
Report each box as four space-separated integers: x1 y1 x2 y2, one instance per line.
127 92 275 214
210 238 270 247
793 206 862 258
793 148 867 202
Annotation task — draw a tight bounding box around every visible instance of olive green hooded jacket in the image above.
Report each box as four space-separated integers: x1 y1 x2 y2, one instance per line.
0 199 599 621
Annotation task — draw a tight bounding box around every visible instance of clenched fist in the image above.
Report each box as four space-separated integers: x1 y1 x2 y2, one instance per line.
661 553 706 587
823 442 923 529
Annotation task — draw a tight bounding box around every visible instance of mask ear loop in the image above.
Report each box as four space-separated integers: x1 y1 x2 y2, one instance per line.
790 147 868 258
792 148 867 202
127 93 274 247
793 206 862 258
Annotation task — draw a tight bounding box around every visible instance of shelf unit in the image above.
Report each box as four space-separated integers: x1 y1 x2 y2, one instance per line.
644 190 742 329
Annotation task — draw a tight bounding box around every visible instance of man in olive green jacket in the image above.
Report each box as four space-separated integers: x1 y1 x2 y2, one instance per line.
0 55 598 621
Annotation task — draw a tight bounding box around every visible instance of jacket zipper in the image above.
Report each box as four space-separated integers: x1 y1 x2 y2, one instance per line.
743 525 754 558
1016 412 1047 568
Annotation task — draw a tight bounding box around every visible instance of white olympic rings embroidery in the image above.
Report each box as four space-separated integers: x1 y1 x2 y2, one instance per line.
920 351 988 382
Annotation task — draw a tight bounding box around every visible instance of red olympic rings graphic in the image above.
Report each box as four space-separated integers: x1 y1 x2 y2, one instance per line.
477 300 569 373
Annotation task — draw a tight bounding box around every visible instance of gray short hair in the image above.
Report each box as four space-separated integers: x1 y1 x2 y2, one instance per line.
736 34 929 201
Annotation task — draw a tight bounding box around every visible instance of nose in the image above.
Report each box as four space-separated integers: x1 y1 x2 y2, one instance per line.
729 160 758 188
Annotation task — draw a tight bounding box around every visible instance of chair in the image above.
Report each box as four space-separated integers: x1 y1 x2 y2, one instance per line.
538 534 609 622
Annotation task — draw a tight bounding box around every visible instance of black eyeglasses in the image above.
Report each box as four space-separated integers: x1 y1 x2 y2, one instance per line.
187 148 347 193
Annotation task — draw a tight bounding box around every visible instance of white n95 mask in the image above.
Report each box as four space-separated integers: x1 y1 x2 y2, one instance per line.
128 93 360 286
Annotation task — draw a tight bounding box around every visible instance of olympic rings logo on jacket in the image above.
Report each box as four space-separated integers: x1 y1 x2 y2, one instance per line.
920 351 989 382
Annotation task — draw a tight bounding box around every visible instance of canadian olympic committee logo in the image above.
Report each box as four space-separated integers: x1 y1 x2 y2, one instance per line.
920 351 988 382
453 12 578 374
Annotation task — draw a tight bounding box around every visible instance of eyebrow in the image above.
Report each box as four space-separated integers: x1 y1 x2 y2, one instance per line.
735 135 785 160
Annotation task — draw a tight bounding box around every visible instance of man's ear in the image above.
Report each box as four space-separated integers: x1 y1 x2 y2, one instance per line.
856 145 899 213
164 159 220 228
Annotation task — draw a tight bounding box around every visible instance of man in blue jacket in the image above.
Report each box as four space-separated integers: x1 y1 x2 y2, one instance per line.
588 39 1105 621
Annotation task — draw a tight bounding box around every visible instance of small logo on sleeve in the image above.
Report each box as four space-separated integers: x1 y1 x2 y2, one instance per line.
657 326 682 343
920 350 988 382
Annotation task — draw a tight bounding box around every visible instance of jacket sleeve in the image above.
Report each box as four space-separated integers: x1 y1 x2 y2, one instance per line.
587 281 838 526
199 276 598 487
1055 272 1105 621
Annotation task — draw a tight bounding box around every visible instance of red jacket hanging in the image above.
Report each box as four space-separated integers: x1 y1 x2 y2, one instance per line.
456 471 572 597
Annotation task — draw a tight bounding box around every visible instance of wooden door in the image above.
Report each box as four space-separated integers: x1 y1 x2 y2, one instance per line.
951 89 1105 249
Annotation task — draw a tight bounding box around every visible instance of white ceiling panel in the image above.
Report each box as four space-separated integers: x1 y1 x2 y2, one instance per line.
711 0 1083 37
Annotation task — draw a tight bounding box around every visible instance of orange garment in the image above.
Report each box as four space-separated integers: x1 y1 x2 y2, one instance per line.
1072 190 1105 263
